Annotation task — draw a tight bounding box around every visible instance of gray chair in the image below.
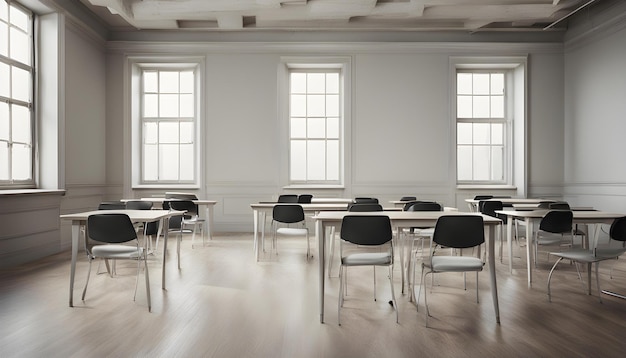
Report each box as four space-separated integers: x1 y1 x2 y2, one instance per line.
338 215 397 325
548 216 626 302
83 213 151 311
271 204 310 259
416 215 485 326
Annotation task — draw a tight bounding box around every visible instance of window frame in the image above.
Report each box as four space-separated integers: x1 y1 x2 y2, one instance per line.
0 1 35 188
129 57 204 189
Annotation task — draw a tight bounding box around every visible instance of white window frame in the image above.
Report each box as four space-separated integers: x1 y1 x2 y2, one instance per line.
129 57 204 189
279 57 351 188
0 2 35 188
451 57 527 191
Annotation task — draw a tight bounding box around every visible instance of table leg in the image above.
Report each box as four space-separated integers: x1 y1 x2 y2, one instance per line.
261 211 266 254
205 205 214 241
397 227 406 295
253 209 259 261
316 219 325 323
69 220 81 307
507 218 513 273
526 218 533 287
488 225 501 324
162 217 169 289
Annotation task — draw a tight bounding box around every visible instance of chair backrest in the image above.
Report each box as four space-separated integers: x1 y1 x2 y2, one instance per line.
348 203 383 212
548 201 571 210
479 200 503 217
277 194 298 203
539 210 573 234
610 217 626 242
168 200 199 216
125 200 153 210
298 194 313 203
405 201 442 212
538 201 555 209
272 204 305 224
87 214 137 244
354 197 379 204
400 196 417 201
165 192 198 200
340 215 392 246
432 215 485 249
473 195 493 200
98 201 126 210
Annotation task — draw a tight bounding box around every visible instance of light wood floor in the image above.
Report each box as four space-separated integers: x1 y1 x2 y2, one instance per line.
1 232 626 357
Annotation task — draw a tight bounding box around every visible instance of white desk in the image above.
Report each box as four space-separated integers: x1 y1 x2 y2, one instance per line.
465 198 553 212
312 211 501 324
60 209 184 307
133 198 217 241
495 209 625 288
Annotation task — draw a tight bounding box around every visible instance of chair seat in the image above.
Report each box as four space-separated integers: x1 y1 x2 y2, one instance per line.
429 256 484 272
276 227 308 236
412 227 434 237
342 252 392 266
551 248 626 263
92 245 143 259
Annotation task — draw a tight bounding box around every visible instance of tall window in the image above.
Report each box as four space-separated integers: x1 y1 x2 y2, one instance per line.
456 71 507 183
140 68 196 183
0 2 34 187
289 69 341 184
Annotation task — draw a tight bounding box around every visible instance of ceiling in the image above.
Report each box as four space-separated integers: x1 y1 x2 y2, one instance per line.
77 0 597 33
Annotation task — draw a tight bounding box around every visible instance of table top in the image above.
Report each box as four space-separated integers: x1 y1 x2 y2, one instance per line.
496 209 625 220
60 209 185 221
313 210 501 225
465 198 553 204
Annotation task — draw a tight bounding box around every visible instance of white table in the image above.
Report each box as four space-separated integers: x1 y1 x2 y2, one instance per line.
312 211 502 324
132 198 217 241
60 209 184 307
465 198 553 212
495 209 625 288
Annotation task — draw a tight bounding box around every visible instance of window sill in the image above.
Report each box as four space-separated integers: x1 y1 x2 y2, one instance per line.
457 185 517 190
132 184 200 190
283 184 345 190
0 189 66 196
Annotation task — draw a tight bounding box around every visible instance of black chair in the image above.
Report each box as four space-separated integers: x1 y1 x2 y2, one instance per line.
533 210 574 267
339 215 397 325
400 196 417 201
271 204 310 259
169 200 206 249
278 194 298 203
473 195 493 200
548 216 626 303
347 203 383 212
354 197 379 204
98 201 126 210
83 213 151 311
165 192 198 200
297 194 313 203
125 200 160 253
479 200 509 262
416 215 485 326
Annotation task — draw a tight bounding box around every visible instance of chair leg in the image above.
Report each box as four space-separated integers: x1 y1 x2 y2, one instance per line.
547 257 564 302
338 265 345 326
475 272 479 303
373 266 377 301
328 227 336 277
388 265 398 323
144 253 151 312
595 262 603 304
177 229 182 269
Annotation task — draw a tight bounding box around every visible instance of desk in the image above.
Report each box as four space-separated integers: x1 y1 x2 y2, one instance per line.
495 209 625 287
465 198 553 212
311 198 354 204
312 211 501 324
60 209 184 307
133 198 217 241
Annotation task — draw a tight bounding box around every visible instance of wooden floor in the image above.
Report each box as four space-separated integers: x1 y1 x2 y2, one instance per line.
1 232 626 357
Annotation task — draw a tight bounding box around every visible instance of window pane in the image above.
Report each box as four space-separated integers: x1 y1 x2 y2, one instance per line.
159 122 179 144
11 104 30 144
457 96 472 118
491 123 503 145
0 142 8 180
290 73 306 93
307 118 325 139
307 94 325 117
491 95 504 118
11 66 29 102
0 62 9 97
0 102 8 140
180 122 194 143
473 146 490 180
9 5 29 32
159 144 179 180
143 144 158 180
326 140 339 180
159 94 179 117
144 122 157 144
290 117 306 138
457 73 472 95
326 94 339 117
327 117 339 139
179 71 194 93
12 143 31 180
179 94 194 117
0 23 7 57
473 123 490 145
307 73 325 94
143 94 158 117
457 123 472 145
491 73 504 95
457 146 472 181
290 94 306 117
159 71 179 93
290 140 306 180
473 73 490 95
326 73 339 94
0 2 7 21
473 96 489 118
10 28 29 65
143 71 158 93
179 144 194 180
307 140 325 180
491 146 504 180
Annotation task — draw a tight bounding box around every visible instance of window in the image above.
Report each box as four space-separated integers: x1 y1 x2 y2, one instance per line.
288 68 343 184
456 71 506 183
135 64 200 185
0 2 34 187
